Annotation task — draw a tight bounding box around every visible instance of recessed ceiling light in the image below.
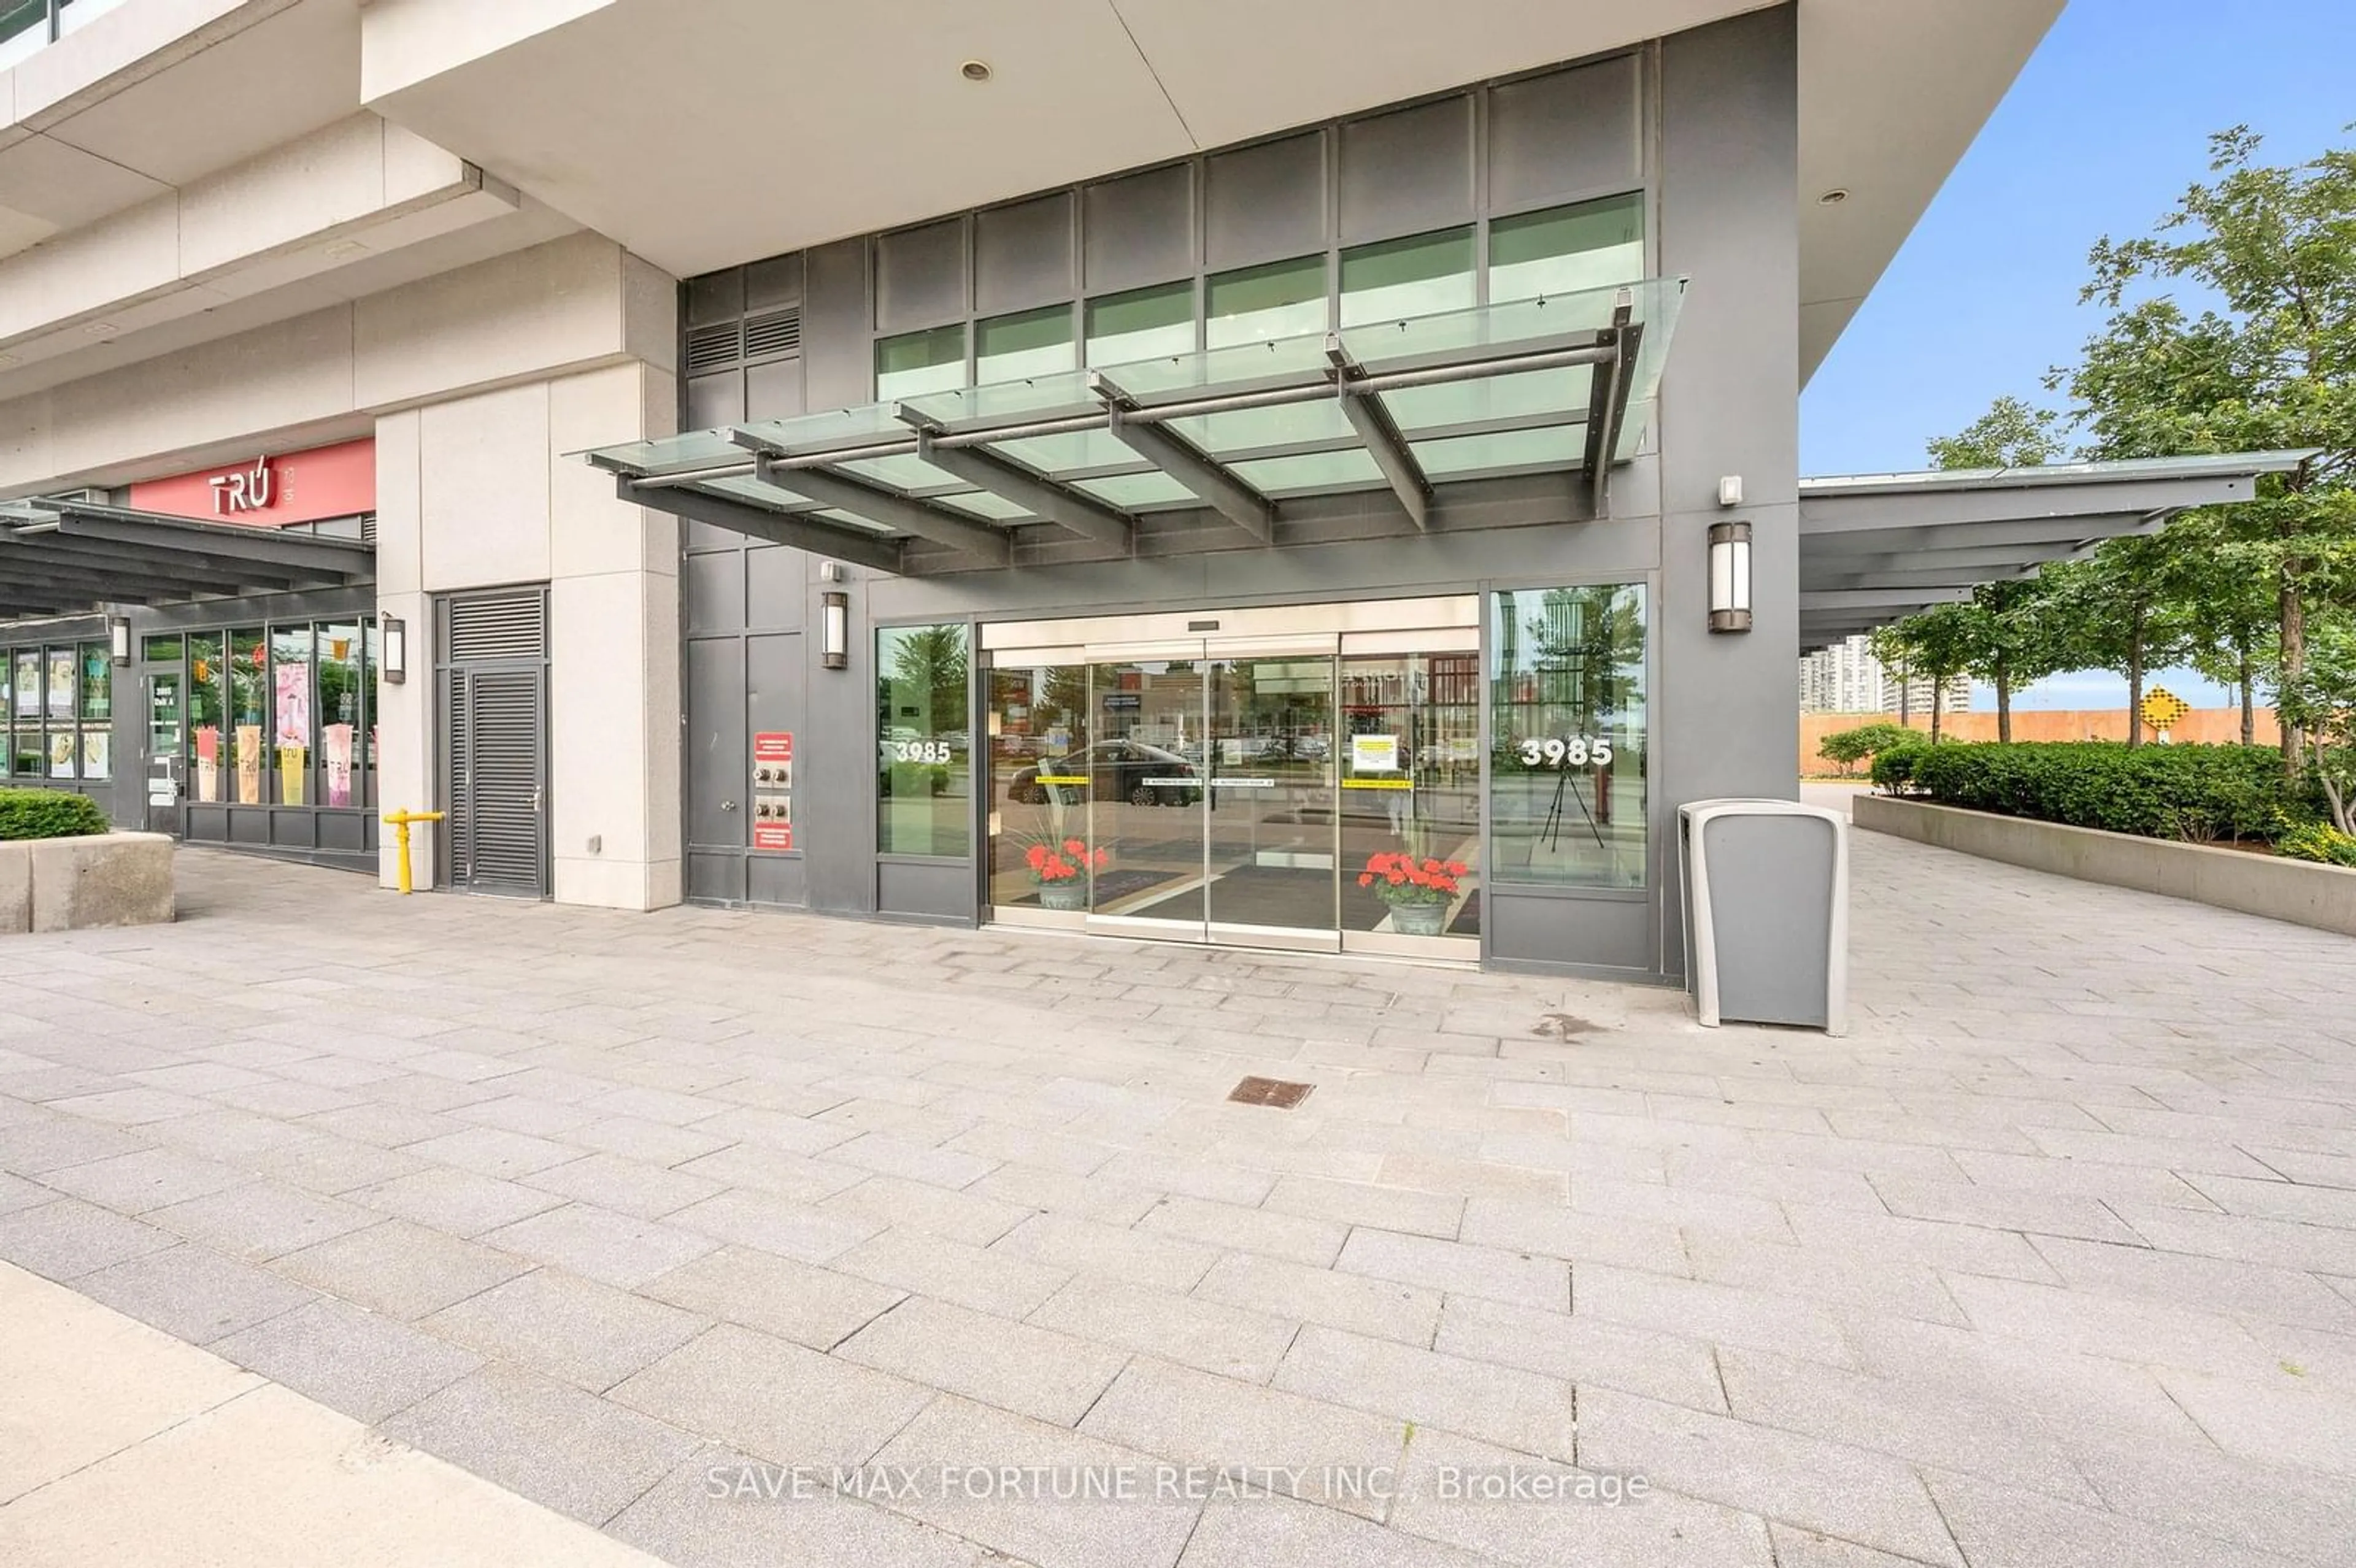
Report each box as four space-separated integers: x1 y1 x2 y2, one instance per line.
1817 188 1850 206
960 59 992 82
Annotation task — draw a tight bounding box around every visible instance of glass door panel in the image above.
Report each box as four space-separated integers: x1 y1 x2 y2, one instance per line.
1082 656 1208 939
1206 653 1338 950
1340 651 1482 948
987 661 1091 920
144 666 184 834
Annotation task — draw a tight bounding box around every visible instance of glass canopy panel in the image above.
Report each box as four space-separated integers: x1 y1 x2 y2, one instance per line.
1094 332 1334 402
1206 255 1327 349
1411 425 1588 479
741 402 915 455
1381 367 1597 434
580 427 750 477
993 428 1139 477
934 490 1036 521
836 453 967 493
701 474 821 510
1612 280 1685 460
1489 194 1646 306
1169 400 1357 458
1230 450 1386 496
1339 228 1476 328
1071 472 1199 509
900 370 1099 430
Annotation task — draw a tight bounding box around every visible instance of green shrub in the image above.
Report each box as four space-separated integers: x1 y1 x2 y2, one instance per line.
1868 740 1930 794
2276 819 2356 867
1817 723 1919 775
0 788 109 842
1907 742 2300 842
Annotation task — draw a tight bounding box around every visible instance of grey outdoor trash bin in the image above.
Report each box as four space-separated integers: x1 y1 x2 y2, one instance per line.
1679 799 1850 1034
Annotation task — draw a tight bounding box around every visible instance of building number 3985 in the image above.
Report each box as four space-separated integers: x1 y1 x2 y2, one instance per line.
1516 736 1614 769
892 739 955 764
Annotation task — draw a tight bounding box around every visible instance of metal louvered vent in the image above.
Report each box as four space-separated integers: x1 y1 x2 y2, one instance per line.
684 321 741 375
742 308 802 361
446 591 547 663
360 513 378 548
456 668 544 892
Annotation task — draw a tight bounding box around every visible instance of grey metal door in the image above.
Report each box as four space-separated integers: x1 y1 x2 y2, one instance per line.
439 590 549 898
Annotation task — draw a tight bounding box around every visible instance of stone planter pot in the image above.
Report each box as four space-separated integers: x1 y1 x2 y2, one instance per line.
1038 878 1089 911
1386 899 1449 937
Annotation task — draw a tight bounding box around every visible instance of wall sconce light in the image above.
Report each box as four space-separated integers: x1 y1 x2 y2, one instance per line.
1708 520 1753 633
380 613 407 684
821 591 850 671
109 617 132 664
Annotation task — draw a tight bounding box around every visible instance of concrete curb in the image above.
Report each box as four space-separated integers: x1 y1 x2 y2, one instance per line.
1854 794 2356 938
10 833 174 934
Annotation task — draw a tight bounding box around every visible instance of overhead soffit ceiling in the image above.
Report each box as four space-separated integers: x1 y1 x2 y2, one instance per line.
361 0 2062 381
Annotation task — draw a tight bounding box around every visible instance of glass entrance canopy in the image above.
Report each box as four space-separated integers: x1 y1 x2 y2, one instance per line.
584 277 1684 574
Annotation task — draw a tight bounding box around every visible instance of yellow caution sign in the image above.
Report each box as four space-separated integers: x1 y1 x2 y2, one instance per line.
2140 686 2190 734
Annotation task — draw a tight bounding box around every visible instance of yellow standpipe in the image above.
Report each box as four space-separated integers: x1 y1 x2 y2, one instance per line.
382 809 445 895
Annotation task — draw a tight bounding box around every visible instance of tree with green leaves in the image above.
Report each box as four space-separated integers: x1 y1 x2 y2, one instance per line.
2276 614 2356 836
1925 395 2068 471
2039 537 2195 747
1871 607 1977 744
2067 126 2356 765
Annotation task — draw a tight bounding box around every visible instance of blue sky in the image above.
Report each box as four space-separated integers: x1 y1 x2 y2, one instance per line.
1800 0 2356 712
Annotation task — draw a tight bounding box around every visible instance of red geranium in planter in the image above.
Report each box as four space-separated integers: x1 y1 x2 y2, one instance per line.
1026 836 1110 909
1358 850 1468 907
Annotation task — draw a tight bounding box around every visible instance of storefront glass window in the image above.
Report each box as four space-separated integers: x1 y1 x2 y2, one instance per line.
986 662 1091 913
189 632 225 803
272 626 314 805
318 623 362 809
42 649 74 778
1206 255 1327 348
976 305 1076 384
1341 650 1482 938
1085 282 1196 366
1339 227 1477 328
1488 193 1645 304
876 324 968 401
876 623 971 857
363 617 380 808
77 644 110 780
229 627 267 805
1488 585 1647 888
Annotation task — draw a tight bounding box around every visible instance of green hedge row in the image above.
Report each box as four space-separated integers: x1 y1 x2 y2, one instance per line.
0 788 109 842
1898 742 2311 843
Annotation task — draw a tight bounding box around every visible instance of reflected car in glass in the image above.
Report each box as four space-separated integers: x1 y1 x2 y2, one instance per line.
1009 739 1201 807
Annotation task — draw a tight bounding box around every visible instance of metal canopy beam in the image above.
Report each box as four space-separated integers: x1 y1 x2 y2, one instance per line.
0 532 306 594
0 561 226 607
1800 588 1976 613
37 512 372 578
1801 512 2160 559
614 477 903 574
728 431 1011 564
909 428 1133 550
1325 337 1432 532
1797 475 2255 534
1092 372 1273 543
1582 294 1639 515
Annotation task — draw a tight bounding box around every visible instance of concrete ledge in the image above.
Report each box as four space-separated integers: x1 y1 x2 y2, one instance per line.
0 842 28 934
20 833 175 934
1855 794 2356 937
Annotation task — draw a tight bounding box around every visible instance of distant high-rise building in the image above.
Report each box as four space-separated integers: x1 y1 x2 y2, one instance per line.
1799 635 1971 715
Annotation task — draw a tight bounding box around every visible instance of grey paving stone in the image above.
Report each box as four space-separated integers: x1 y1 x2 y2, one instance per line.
1178 1493 1497 1568
673 1143 868 1204
1032 1275 1299 1383
1577 1385 1961 1566
994 1212 1224 1293
639 1245 905 1351
141 1106 317 1161
837 1294 1129 1426
144 1179 379 1262
834 1223 1072 1318
0 1196 178 1280
1433 1294 1725 1411
1925 1469 2306 1568
1941 1271 2282 1377
2028 1234 2356 1331
0 1116 150 1174
1680 1230 1968 1326
1574 1263 1857 1366
1275 1323 1575 1460
423 1266 708 1391
2156 1367 2356 1478
298 1102 472 1149
820 1172 1033 1247
965 1159 1164 1224
871 1394 1202 1568
1078 1357 1412 1521
522 1149 725 1220
383 1362 702 1528
211 1296 481 1422
1334 1228 1568 1311
73 1240 317 1343
403 1124 583 1180
828 1131 996 1189
447 1094 605 1138
668 1188 883 1263
1765 1523 1938 1568
1193 1250 1440 1346
0 1170 51 1215
610 1445 1000 1568
609 1322 934 1469
349 1165 568 1236
585 1083 728 1126
1137 1193 1349 1268
1096 1148 1277 1207
571 1113 736 1167
36 1147 253 1213
1457 1195 1689 1273
46 1086 213 1125
2111 1199 2356 1274
480 1202 720 1289
1262 1174 1465 1238
245 1132 430 1195
269 1216 533 1320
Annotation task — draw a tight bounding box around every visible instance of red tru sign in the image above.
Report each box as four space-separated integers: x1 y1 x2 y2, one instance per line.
210 456 275 516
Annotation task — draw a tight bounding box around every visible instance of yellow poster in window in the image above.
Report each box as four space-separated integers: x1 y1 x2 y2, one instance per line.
279 746 307 806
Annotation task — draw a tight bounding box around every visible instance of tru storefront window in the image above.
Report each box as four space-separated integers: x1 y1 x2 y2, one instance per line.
876 623 971 858
158 620 375 810
0 639 112 783
1488 585 1648 888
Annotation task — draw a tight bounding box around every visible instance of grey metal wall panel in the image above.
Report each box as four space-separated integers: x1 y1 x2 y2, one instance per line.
877 859 974 923
743 548 806 632
1487 891 1650 972
803 572 876 916
1204 132 1326 269
320 813 365 853
272 811 318 850
686 269 743 327
1339 98 1476 244
803 239 872 410
686 636 746 851
744 358 804 421
688 849 745 904
746 254 805 311
230 812 270 845
747 855 807 908
1084 163 1195 292
976 192 1076 315
686 371 742 430
876 217 970 331
685 550 744 636
1490 55 1645 212
687 520 741 553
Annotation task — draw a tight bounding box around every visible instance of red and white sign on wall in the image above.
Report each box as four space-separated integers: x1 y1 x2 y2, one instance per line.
129 438 375 529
